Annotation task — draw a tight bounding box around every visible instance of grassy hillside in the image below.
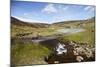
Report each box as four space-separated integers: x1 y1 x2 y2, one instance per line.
53 17 95 28
11 17 95 38
11 16 95 44
11 17 56 65
57 17 95 45
11 17 49 28
11 17 57 38
11 17 95 65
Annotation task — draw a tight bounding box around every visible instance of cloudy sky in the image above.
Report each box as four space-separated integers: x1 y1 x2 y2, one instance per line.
11 0 95 24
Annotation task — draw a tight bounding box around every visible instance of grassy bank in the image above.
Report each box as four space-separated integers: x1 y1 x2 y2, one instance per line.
58 30 94 45
58 21 95 45
11 41 51 65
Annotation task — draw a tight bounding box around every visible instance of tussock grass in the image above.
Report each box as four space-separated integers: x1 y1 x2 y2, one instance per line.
11 41 51 65
58 22 95 45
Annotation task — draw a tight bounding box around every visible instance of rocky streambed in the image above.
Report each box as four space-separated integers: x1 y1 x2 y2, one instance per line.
44 40 95 64
11 37 95 64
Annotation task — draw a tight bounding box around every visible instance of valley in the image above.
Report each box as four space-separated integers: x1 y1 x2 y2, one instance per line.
11 17 95 66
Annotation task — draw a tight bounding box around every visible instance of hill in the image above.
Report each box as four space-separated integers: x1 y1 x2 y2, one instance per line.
11 16 95 65
11 16 95 39
11 17 53 38
52 17 95 28
11 17 49 28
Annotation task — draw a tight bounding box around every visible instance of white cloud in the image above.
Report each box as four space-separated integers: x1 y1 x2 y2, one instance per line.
84 6 95 12
42 4 57 14
58 5 69 11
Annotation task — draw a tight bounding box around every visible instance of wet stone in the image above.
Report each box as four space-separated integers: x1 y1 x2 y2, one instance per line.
44 40 95 64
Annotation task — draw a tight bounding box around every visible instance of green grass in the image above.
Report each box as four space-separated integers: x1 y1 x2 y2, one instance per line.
11 25 57 38
59 30 95 45
11 41 51 65
11 17 95 65
58 22 95 45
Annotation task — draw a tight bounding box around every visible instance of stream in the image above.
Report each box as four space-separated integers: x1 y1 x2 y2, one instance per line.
12 28 95 64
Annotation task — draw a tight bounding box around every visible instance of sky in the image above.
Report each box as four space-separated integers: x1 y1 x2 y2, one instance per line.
11 0 95 24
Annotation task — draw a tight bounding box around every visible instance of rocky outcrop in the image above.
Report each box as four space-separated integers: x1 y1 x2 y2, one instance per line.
44 41 95 64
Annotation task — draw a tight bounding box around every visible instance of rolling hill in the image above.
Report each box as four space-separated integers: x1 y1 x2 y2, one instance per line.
11 17 49 28
52 17 95 28
11 16 95 38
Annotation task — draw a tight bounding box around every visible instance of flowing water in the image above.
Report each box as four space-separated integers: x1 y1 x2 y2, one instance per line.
55 43 67 55
12 28 94 64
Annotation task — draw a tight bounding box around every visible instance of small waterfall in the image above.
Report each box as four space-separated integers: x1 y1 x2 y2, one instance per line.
55 43 67 55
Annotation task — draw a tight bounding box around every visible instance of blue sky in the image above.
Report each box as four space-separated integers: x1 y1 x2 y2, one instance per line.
11 0 95 24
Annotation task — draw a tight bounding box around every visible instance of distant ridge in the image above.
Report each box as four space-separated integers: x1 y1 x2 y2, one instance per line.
53 17 95 24
11 17 49 28
11 16 95 28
